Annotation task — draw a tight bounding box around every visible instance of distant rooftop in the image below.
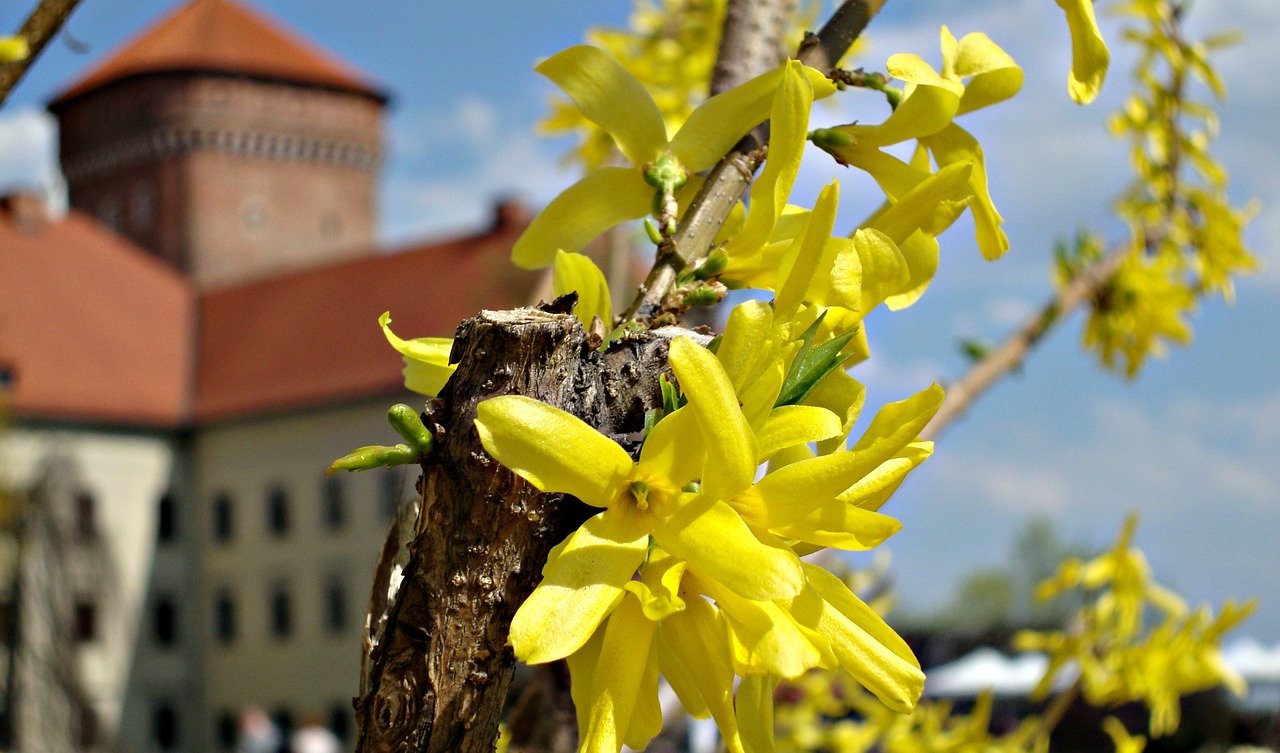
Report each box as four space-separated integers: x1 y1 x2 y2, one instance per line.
50 0 387 107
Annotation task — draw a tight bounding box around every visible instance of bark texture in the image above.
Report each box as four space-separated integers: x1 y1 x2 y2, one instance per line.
354 305 677 753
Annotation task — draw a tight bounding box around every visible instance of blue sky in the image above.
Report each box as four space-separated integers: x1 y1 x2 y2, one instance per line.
2 0 1277 639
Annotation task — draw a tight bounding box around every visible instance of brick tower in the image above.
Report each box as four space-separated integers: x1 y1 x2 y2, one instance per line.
48 0 388 289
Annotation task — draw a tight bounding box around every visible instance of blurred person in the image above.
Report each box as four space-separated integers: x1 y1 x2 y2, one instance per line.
291 712 342 753
238 707 282 753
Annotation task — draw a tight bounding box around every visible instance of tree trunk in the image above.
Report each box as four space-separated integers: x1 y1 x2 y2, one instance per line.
354 304 677 753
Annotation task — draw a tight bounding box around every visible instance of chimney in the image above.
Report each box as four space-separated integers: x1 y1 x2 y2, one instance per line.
490 198 531 232
1 192 50 234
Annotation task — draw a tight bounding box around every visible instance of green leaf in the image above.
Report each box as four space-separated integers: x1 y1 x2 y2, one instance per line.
776 317 858 407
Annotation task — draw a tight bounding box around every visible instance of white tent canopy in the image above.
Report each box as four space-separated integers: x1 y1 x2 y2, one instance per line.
923 648 1076 698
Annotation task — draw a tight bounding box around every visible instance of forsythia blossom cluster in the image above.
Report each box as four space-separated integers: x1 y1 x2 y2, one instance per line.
354 9 1129 751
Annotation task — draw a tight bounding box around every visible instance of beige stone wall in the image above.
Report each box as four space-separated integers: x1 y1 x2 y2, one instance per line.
191 396 419 750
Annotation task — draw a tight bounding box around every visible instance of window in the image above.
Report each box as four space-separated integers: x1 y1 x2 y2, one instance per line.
214 711 237 751
329 703 351 743
157 493 177 543
322 476 345 530
153 702 178 750
266 486 290 537
212 492 234 543
380 470 403 521
269 585 292 639
73 600 97 642
75 491 96 540
153 595 178 647
75 702 97 749
213 590 236 644
323 577 347 634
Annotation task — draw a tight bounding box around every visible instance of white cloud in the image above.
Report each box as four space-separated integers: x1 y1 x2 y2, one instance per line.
380 97 574 243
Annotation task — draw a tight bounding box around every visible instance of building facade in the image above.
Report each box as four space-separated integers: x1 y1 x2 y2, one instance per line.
0 1 544 750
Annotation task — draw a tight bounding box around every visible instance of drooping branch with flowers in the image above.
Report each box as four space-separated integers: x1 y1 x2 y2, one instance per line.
330 1 1257 752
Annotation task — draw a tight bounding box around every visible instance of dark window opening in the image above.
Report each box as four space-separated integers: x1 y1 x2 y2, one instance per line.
154 702 178 750
153 596 178 647
212 493 234 543
322 476 345 530
75 492 96 540
76 702 97 749
380 470 402 521
329 704 351 743
213 591 236 644
270 586 292 639
266 486 290 536
214 711 237 751
324 578 346 634
157 493 177 543
73 601 97 642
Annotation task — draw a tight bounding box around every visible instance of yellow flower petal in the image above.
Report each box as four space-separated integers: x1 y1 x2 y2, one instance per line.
553 250 613 329
851 228 912 313
724 60 814 258
659 597 746 753
776 181 840 320
797 563 924 712
379 312 456 397
577 593 661 753
0 36 29 63
716 299 775 392
671 63 834 173
475 396 633 509
736 674 777 753
772 501 902 550
865 160 973 244
537 45 668 166
511 512 648 663
637 405 704 490
922 123 1008 259
756 405 842 462
805 368 866 455
704 576 833 678
655 494 804 602
511 166 654 268
669 337 758 500
624 547 687 621
883 231 940 311
941 26 1024 115
844 54 962 148
1057 0 1110 104
838 441 933 512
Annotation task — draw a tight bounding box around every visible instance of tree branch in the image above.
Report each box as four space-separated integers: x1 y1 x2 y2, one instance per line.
921 249 1125 442
620 0 885 323
0 0 83 106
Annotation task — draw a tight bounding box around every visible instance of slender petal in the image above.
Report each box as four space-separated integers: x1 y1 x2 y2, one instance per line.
379 312 455 397
883 231 940 311
725 61 814 258
669 337 758 500
755 405 842 462
1057 0 1110 104
772 501 902 550
655 494 804 601
511 167 654 268
922 123 1008 259
659 597 746 753
798 563 925 712
578 593 662 753
637 406 704 491
844 54 962 148
865 160 973 245
624 547 687 621
704 575 833 678
777 182 839 319
537 45 668 166
806 368 866 455
851 228 911 314
839 441 933 511
475 396 633 509
510 512 648 664
941 26 1024 115
553 250 613 329
737 674 777 753
716 299 775 392
671 63 834 172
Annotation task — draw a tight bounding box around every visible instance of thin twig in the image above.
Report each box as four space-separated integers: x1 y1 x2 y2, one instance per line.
0 0 84 107
921 249 1125 442
620 0 885 323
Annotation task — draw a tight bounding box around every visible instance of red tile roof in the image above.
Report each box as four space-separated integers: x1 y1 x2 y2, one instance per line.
2 195 543 428
51 0 385 106
194 215 543 423
0 200 195 428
